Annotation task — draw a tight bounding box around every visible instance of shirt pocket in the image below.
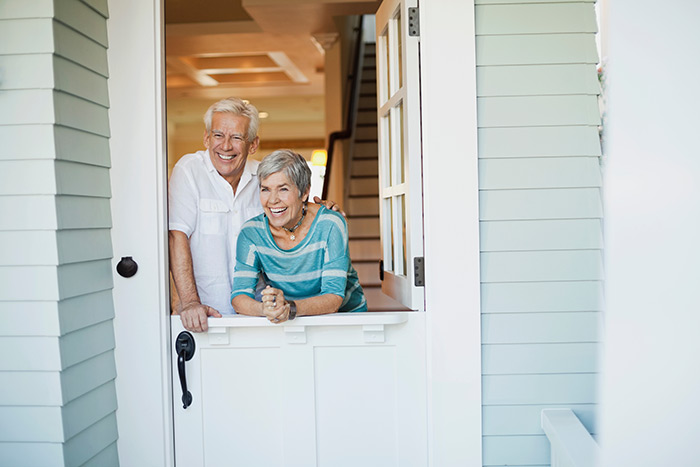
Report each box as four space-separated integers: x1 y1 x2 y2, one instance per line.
199 198 230 235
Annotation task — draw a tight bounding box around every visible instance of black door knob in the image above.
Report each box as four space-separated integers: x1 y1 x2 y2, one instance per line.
116 256 138 278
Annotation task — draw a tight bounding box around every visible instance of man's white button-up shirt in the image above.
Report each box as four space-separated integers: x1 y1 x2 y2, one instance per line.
168 150 263 314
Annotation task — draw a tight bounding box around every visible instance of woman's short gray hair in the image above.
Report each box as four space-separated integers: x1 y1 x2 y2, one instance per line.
203 97 259 142
258 150 312 199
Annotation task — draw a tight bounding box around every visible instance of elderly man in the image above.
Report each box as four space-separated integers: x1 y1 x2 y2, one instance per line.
169 97 335 332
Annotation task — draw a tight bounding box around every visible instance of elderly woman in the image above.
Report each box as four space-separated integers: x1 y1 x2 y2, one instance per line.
231 149 367 323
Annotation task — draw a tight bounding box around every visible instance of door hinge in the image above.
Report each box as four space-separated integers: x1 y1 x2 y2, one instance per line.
408 7 420 37
414 257 425 287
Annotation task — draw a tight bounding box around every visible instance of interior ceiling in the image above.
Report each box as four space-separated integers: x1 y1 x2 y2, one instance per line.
165 0 379 146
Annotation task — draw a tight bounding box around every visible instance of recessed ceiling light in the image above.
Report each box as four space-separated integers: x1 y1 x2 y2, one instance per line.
258 111 269 119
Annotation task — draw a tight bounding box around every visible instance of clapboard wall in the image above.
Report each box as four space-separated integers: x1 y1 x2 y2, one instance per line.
475 1 602 466
0 0 119 465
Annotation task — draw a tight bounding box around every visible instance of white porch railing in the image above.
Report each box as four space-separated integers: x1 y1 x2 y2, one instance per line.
542 409 600 467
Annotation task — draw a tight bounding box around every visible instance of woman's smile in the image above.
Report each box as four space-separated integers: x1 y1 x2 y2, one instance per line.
260 172 308 231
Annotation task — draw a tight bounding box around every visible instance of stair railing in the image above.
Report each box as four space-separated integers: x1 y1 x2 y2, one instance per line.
321 15 367 200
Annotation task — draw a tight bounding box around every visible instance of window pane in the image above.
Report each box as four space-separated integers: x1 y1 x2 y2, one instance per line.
383 31 391 101
387 197 395 272
397 102 405 184
397 194 407 276
397 14 403 89
379 112 391 188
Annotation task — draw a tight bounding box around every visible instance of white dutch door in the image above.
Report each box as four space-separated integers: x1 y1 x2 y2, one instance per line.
376 0 425 311
171 0 428 464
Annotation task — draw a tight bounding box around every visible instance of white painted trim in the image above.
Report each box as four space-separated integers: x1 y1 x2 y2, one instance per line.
419 1 482 465
107 0 173 465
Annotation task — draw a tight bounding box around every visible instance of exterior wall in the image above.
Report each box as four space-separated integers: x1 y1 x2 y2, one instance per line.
474 1 602 465
0 0 119 465
600 1 700 465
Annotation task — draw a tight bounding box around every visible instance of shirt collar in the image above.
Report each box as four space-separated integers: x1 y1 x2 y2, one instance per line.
201 149 259 191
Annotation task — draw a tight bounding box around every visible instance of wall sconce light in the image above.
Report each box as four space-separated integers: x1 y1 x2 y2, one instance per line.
311 149 327 167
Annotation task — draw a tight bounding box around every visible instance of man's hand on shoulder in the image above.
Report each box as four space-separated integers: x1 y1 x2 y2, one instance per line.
313 196 345 217
179 302 222 332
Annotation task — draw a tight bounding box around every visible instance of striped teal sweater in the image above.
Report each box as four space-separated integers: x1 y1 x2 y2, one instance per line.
231 206 367 312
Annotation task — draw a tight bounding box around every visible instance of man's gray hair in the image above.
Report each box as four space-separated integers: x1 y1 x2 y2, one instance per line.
258 150 312 200
203 97 259 142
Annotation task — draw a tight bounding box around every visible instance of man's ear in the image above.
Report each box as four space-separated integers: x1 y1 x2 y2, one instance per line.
203 130 210 148
249 136 260 154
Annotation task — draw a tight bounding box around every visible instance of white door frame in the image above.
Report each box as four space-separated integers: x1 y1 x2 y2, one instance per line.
107 0 173 465
419 1 483 465
106 0 482 465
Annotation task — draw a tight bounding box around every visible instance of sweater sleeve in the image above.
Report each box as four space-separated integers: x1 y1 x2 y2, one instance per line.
320 212 350 298
231 224 261 300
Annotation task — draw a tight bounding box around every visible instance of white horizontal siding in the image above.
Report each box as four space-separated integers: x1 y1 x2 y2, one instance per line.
0 265 60 300
0 160 57 194
0 18 54 54
481 250 603 282
0 89 55 125
0 406 64 442
479 126 602 158
55 126 111 166
0 371 62 405
0 6 117 464
0 290 114 337
483 374 597 405
480 219 603 251
54 21 108 76
0 302 60 336
63 413 118 466
0 336 61 370
476 33 598 66
475 3 597 35
0 443 63 467
60 320 116 368
478 95 601 127
0 125 56 160
56 196 112 229
57 228 113 263
482 343 599 374
479 157 602 190
57 290 115 334
0 54 54 89
0 0 53 18
55 91 110 136
482 312 601 344
54 0 108 46
56 161 111 197
61 351 117 402
54 56 110 106
476 0 594 3
57 259 114 299
0 231 58 265
481 281 603 313
477 64 600 97
482 435 550 466
483 404 596 435
82 443 119 467
480 188 603 220
82 0 108 17
62 382 118 440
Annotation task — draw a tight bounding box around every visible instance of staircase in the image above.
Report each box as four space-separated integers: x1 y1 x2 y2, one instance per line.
346 42 409 312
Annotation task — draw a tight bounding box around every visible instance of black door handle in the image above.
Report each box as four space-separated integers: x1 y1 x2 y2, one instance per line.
175 331 196 409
